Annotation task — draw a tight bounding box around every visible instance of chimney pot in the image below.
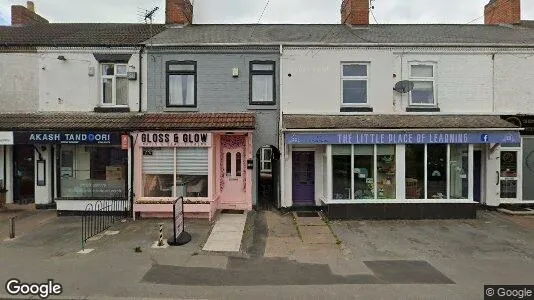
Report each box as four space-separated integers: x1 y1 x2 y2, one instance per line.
26 1 34 12
484 0 520 25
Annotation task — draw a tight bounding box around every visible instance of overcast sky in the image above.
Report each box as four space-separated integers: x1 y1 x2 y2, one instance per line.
1 0 534 25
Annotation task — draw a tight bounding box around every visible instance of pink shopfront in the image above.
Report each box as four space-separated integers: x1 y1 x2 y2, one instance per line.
132 131 253 220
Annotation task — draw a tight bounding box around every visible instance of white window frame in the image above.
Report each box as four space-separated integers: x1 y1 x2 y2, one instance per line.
260 147 272 173
340 62 369 107
101 63 129 106
409 62 437 106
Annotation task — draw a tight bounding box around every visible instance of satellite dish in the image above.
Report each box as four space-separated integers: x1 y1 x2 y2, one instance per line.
393 80 414 93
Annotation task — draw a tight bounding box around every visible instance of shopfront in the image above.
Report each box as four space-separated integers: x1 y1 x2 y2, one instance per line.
10 131 130 212
501 115 534 204
281 115 521 219
132 131 253 220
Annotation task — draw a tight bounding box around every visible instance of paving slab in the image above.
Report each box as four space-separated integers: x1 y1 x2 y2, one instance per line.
295 216 326 227
299 226 337 244
202 213 247 252
264 236 301 257
264 211 299 237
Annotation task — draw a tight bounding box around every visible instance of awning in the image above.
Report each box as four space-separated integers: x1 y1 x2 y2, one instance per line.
0 112 255 131
283 114 521 145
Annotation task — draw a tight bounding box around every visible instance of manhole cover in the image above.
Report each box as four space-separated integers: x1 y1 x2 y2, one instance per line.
221 209 245 214
295 211 319 217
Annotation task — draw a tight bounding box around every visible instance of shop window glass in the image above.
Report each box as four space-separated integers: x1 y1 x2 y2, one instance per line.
500 150 518 198
226 152 232 176
176 148 208 198
427 144 447 199
142 148 208 198
236 152 242 177
60 145 127 198
353 145 374 199
523 138 534 201
405 145 425 199
332 145 351 199
142 148 174 197
450 144 469 199
377 145 396 199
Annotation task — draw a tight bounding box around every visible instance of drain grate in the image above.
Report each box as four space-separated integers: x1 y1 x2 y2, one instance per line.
295 211 319 218
221 209 245 214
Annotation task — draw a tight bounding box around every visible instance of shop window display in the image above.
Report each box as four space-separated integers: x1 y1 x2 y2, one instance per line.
59 145 127 198
377 145 396 199
332 145 351 199
405 145 425 199
353 145 374 199
427 144 447 199
449 144 469 199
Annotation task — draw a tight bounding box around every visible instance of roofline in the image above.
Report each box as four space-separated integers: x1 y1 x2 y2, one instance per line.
146 42 534 48
281 128 522 132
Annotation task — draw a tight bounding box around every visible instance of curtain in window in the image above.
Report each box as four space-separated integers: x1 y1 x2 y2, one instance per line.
169 75 194 106
252 75 273 102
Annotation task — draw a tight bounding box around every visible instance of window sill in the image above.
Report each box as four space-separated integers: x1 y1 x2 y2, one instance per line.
163 107 199 112
406 106 440 112
94 106 130 113
247 105 277 110
340 106 373 112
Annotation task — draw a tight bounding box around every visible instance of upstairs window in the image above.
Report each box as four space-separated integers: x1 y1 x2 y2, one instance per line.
101 64 128 106
250 61 276 105
341 63 369 106
167 61 197 107
410 63 436 106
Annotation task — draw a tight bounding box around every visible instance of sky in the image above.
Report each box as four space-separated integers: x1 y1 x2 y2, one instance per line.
1 0 534 25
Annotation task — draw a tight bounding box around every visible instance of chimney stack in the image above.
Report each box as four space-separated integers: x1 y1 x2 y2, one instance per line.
341 0 369 26
484 0 520 25
11 1 48 26
166 0 193 25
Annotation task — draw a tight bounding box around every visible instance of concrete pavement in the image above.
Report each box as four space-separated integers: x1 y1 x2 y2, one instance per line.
0 208 533 299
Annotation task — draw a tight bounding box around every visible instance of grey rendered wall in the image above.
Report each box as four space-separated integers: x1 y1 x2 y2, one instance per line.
0 53 39 112
147 50 280 206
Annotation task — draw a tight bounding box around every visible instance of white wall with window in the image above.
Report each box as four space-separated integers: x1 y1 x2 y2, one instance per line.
38 49 141 111
409 62 436 106
281 48 501 114
101 63 129 106
142 147 209 198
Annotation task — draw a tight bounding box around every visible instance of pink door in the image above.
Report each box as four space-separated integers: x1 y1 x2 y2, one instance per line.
219 136 246 208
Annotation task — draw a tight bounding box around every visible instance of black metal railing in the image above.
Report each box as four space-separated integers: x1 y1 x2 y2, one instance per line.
81 199 129 250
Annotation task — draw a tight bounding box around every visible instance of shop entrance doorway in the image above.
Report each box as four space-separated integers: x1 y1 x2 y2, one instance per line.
499 149 520 201
13 145 35 204
292 151 315 206
256 145 280 210
219 135 247 209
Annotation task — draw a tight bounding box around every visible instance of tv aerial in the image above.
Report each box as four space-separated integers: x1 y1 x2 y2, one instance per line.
393 80 414 93
143 6 159 23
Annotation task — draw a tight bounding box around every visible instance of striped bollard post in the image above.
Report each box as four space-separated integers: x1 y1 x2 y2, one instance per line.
158 223 164 247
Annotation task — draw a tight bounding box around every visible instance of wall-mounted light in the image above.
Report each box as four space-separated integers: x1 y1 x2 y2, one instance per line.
57 55 67 61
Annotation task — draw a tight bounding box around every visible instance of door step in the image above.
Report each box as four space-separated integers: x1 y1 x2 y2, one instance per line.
220 209 245 214
295 211 320 218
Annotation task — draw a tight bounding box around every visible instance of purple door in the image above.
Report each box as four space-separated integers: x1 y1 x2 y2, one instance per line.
292 151 315 205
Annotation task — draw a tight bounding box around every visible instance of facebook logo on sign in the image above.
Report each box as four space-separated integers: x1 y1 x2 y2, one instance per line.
481 134 489 142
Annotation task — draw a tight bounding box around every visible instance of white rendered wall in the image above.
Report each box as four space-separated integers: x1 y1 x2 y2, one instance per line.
38 49 141 112
0 53 39 112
